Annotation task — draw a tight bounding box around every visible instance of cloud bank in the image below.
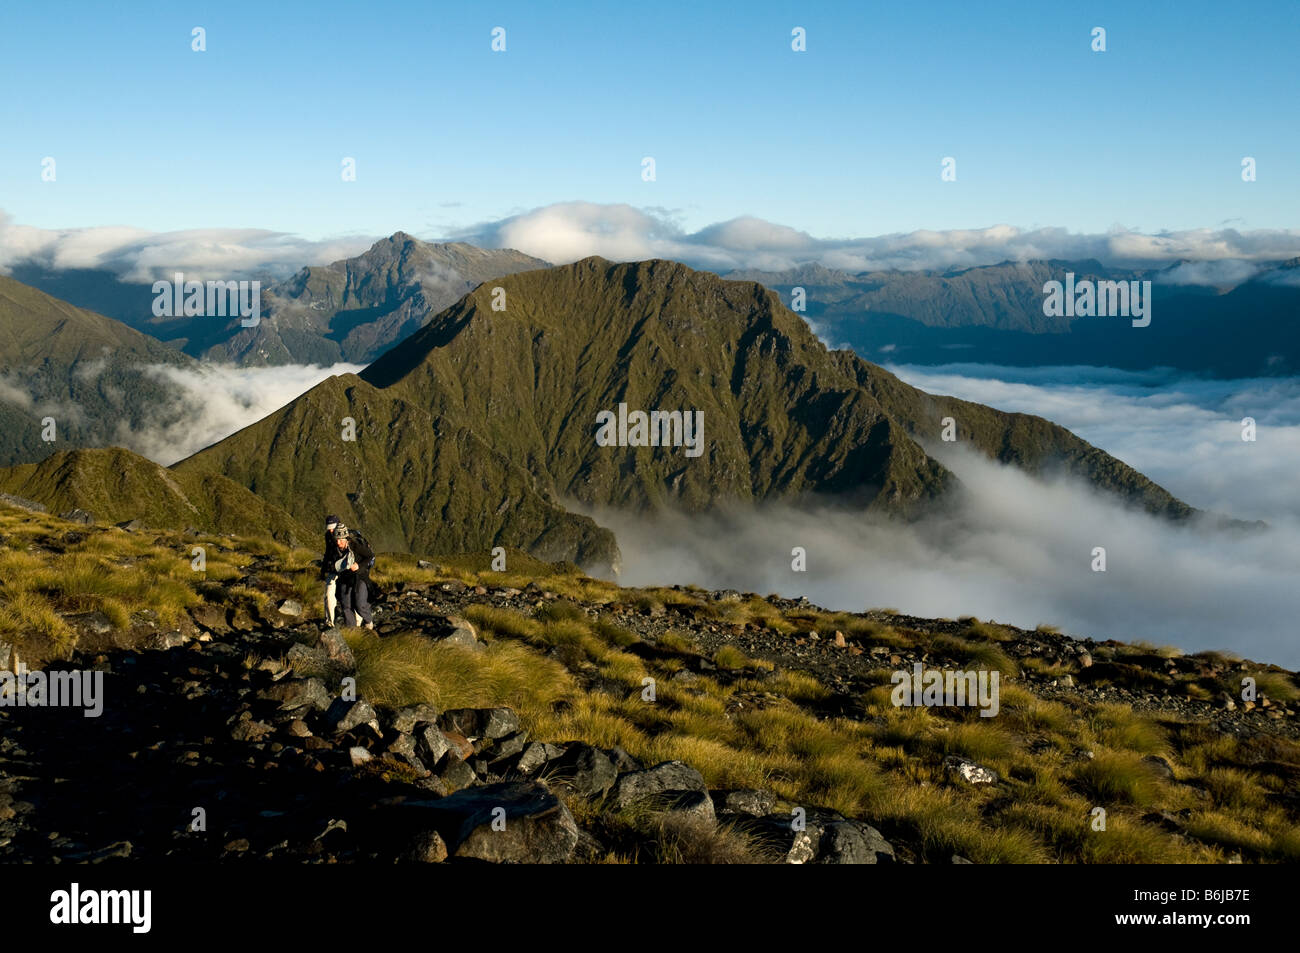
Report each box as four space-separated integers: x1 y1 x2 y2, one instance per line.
597 445 1300 670
113 362 365 465
589 366 1300 669
0 211 374 283
886 364 1300 523
7 204 1300 282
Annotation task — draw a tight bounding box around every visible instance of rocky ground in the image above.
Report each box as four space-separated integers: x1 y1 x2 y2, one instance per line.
0 575 897 864
1 539 1296 864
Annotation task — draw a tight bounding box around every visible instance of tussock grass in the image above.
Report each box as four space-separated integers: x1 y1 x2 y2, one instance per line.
1070 751 1162 807
350 630 573 719
2 506 1294 864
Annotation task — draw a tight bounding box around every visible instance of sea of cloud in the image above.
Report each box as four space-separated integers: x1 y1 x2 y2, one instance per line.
594 366 1300 668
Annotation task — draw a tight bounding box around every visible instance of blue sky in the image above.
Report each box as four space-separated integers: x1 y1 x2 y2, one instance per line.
2 0 1298 242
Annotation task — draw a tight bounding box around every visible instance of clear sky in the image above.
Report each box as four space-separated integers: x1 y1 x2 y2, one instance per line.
2 0 1297 241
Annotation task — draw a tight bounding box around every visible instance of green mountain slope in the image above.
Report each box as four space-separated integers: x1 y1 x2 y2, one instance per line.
0 275 195 466
0 446 313 544
174 257 1198 569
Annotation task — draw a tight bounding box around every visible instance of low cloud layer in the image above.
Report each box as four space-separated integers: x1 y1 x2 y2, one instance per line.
7 204 1300 282
886 365 1300 523
114 362 365 465
592 368 1300 669
597 445 1300 669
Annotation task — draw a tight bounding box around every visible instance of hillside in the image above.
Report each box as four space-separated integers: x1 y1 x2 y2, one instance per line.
0 276 195 466
174 257 1199 568
0 447 312 545
0 503 1296 864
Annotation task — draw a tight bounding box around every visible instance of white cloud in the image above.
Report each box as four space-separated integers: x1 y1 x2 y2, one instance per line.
584 366 1300 669
458 206 1300 275
111 362 366 465
885 364 1300 523
11 204 1300 286
595 443 1300 669
1158 260 1263 286
0 211 376 283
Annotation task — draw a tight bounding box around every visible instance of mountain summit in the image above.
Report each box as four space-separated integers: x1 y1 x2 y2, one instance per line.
153 234 551 365
174 258 1195 570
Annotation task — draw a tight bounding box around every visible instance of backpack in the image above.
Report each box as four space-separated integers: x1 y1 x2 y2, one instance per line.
349 530 376 571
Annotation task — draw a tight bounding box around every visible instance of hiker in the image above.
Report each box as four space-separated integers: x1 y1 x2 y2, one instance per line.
331 523 375 630
320 515 342 627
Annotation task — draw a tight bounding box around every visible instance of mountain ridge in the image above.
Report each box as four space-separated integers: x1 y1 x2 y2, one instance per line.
173 256 1201 569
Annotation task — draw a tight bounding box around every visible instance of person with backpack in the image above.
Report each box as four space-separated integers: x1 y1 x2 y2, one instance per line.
330 523 375 630
320 514 342 628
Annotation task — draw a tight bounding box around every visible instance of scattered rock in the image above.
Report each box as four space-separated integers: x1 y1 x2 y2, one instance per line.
388 782 579 864
189 604 229 634
390 704 440 734
326 700 381 737
438 756 479 793
517 742 566 775
316 629 356 670
611 760 708 810
259 677 330 712
815 818 895 864
711 788 776 818
439 707 520 741
943 756 999 785
545 743 617 797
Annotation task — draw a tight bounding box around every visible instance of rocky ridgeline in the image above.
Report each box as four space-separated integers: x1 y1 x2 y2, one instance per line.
0 574 899 864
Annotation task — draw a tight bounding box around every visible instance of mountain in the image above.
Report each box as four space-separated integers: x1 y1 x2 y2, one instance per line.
0 276 195 466
728 259 1300 376
173 257 1198 570
10 235 551 366
0 446 312 543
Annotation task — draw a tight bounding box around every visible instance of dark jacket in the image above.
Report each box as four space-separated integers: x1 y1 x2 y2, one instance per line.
321 533 343 580
346 535 374 581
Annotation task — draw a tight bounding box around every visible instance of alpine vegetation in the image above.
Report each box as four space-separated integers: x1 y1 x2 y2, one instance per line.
595 403 704 457
1042 272 1152 327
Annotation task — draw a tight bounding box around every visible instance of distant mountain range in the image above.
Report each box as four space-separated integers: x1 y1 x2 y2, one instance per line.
725 258 1300 376
8 235 549 365
10 239 1300 377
